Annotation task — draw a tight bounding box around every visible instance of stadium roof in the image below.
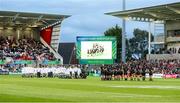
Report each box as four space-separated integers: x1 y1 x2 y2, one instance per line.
0 11 70 29
106 2 180 22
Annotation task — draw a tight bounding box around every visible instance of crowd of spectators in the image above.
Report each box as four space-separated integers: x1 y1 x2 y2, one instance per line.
150 59 180 74
0 36 56 61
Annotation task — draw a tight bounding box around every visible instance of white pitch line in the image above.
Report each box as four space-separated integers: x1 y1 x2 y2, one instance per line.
96 92 162 98
108 85 180 90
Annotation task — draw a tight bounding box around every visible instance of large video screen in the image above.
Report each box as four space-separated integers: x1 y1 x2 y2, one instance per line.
76 36 116 64
81 41 112 59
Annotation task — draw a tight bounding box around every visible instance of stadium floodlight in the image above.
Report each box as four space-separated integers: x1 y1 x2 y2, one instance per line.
122 0 126 63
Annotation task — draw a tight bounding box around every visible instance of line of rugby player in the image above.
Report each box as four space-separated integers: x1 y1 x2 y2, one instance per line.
101 63 153 81
22 65 87 79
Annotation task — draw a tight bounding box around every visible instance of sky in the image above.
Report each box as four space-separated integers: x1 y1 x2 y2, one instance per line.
0 0 180 42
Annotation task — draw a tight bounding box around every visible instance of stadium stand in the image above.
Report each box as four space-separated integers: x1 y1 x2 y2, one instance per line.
0 36 56 61
0 11 70 75
0 11 70 65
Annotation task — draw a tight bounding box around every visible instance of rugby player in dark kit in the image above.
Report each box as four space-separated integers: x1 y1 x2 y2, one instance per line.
142 66 146 81
124 67 128 81
149 69 153 81
136 68 141 81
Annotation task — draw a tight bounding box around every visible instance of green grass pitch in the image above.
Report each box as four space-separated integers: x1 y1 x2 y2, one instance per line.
0 75 180 103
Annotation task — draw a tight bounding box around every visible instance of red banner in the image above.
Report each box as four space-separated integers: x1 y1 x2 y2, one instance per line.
40 27 53 45
163 74 177 79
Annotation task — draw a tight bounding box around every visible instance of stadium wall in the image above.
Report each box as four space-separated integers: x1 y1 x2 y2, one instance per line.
51 24 61 51
165 20 180 51
165 20 180 30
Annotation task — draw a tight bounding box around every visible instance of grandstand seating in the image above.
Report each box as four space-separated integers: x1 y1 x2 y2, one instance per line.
0 36 56 61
